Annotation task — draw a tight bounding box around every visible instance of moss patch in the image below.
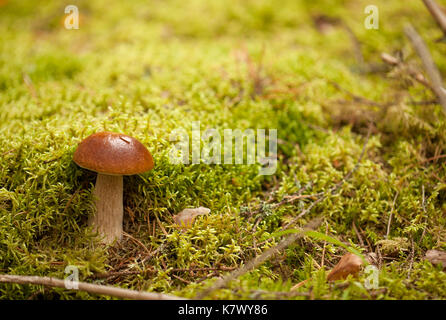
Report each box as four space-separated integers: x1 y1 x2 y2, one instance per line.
0 0 445 299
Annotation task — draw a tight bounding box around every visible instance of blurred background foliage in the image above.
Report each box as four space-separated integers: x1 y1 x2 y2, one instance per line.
0 0 445 299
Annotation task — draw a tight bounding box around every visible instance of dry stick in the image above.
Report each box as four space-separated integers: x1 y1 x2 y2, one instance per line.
171 274 192 284
423 0 446 35
155 213 168 236
421 153 446 163
321 222 329 268
122 232 151 256
404 23 446 112
272 193 317 208
249 183 313 217
381 52 435 91
386 192 399 239
290 279 310 291
194 218 323 300
352 220 365 248
140 242 167 265
289 131 372 292
407 238 415 279
195 130 371 299
419 185 427 245
0 274 186 300
92 266 237 280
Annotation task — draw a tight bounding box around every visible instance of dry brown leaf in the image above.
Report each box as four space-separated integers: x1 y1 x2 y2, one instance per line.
425 249 446 269
173 207 210 230
291 252 367 290
327 253 364 281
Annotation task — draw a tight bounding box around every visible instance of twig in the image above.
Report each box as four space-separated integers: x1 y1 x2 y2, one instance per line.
272 193 318 208
352 220 365 247
423 0 446 35
155 213 168 236
404 23 446 112
194 218 322 299
140 243 167 265
386 192 399 239
281 196 325 230
357 223 373 251
122 232 151 256
381 52 435 91
421 154 446 163
91 266 237 280
248 182 313 217
1 149 16 156
254 128 371 249
0 274 185 300
290 279 310 291
62 189 80 215
171 274 192 284
419 185 427 245
321 222 329 268
195 128 371 299
407 238 415 278
377 246 383 270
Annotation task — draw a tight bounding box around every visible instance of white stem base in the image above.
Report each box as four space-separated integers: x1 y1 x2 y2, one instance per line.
91 174 123 244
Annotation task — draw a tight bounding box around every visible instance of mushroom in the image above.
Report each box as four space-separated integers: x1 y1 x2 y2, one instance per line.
73 132 154 244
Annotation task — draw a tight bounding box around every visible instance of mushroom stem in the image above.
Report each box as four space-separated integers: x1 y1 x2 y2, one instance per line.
91 174 123 244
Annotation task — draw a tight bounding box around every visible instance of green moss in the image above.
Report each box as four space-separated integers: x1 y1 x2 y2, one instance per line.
0 0 445 299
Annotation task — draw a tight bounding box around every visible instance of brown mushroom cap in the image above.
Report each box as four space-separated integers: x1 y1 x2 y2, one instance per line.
73 132 154 175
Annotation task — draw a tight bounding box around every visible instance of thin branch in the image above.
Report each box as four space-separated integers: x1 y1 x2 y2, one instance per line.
91 266 237 280
122 232 151 256
407 238 415 278
419 185 427 245
321 222 329 268
381 52 435 91
352 220 365 247
194 218 322 299
404 23 446 112
386 192 399 239
194 128 371 299
0 274 186 300
423 0 446 35
421 154 446 163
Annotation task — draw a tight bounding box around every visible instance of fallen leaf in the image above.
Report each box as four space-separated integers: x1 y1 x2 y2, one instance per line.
173 207 210 230
425 249 446 269
327 253 364 281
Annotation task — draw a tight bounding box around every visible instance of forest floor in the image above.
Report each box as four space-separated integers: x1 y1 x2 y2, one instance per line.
0 0 445 299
